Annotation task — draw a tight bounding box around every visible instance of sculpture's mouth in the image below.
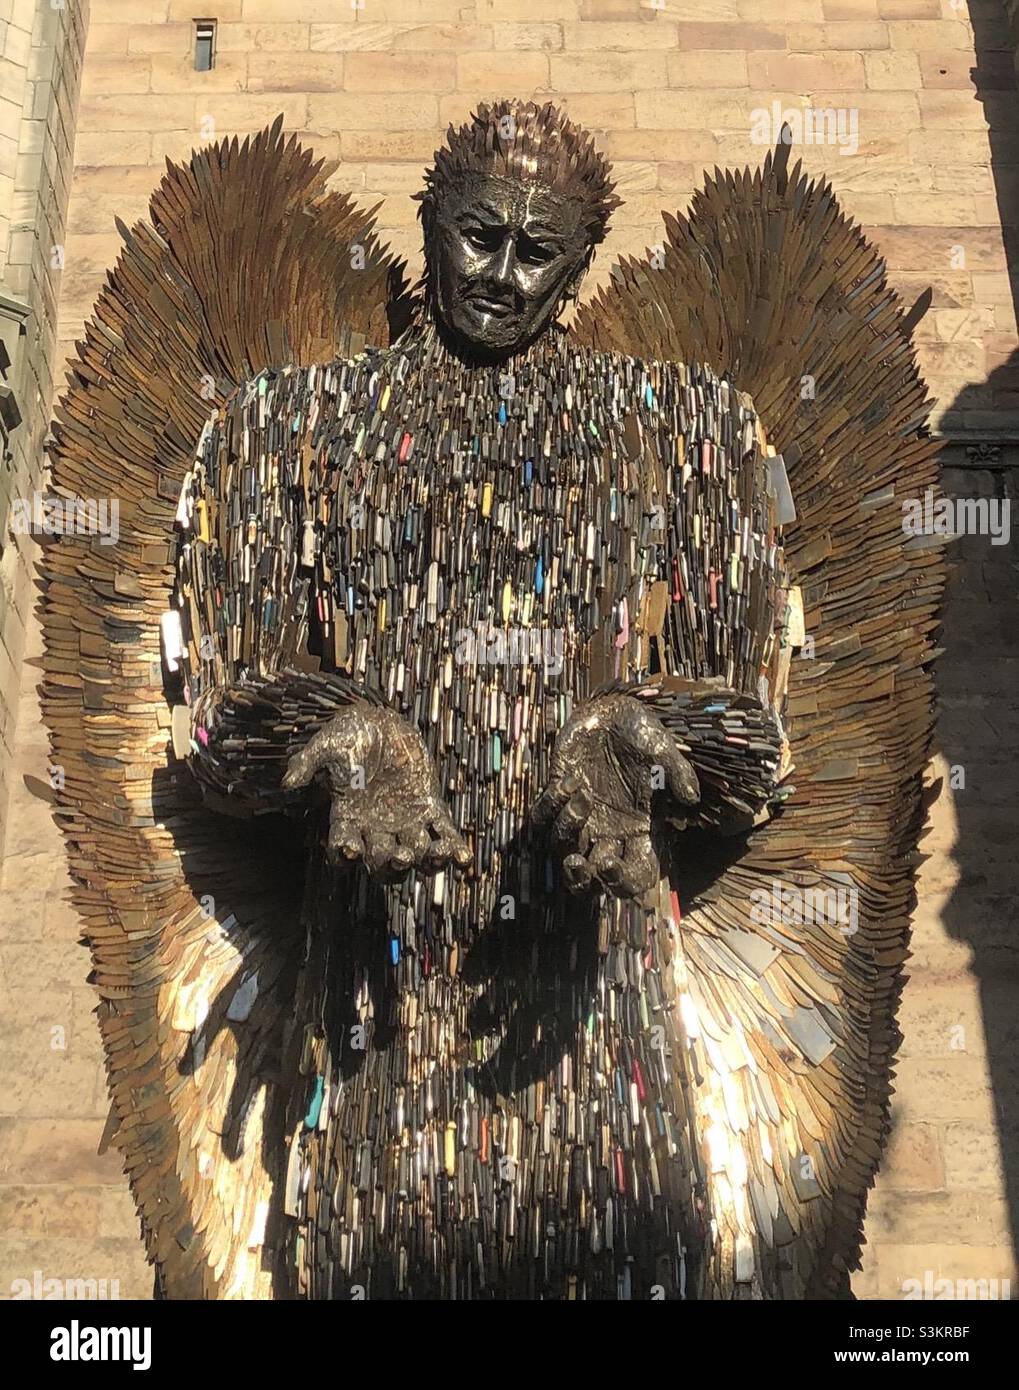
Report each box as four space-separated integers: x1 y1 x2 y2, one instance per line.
464 291 516 320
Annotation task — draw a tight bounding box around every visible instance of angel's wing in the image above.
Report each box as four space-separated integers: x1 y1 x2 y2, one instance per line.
40 119 408 1298
573 143 945 1296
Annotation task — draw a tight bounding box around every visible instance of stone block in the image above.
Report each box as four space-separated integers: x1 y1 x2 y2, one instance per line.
563 21 678 50
865 50 922 88
0 1186 101 1239
747 51 867 89
0 1118 123 1185
667 51 748 88
344 52 455 93
889 19 975 49
460 51 552 90
877 1122 946 1192
787 21 891 49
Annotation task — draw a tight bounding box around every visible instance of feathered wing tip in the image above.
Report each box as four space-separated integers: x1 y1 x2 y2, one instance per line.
574 145 945 1296
40 120 407 1297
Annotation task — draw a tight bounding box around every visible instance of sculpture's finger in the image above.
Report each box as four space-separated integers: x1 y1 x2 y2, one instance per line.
387 840 415 874
598 859 627 893
282 717 358 795
559 770 582 798
397 825 431 861
364 828 399 876
325 803 365 865
552 791 591 847
532 774 576 828
588 837 625 885
661 742 700 806
562 852 593 894
425 820 472 871
609 833 660 898
282 731 332 790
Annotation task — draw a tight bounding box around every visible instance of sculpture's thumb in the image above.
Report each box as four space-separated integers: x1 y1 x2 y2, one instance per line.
282 733 329 790
661 741 700 807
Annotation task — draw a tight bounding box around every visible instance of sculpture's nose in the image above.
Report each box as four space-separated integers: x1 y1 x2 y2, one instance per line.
490 238 515 287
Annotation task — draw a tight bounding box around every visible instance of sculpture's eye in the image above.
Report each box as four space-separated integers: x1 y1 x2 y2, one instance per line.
464 223 505 254
517 233 558 266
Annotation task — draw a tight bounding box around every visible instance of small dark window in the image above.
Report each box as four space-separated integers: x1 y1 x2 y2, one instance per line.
194 20 216 72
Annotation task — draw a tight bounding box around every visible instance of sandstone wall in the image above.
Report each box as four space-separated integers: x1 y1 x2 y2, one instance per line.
0 0 87 859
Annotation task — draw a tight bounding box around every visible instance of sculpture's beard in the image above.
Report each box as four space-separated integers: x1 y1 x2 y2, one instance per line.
430 265 574 362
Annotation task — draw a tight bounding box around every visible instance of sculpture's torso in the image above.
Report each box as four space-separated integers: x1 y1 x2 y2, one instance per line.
186 324 780 1298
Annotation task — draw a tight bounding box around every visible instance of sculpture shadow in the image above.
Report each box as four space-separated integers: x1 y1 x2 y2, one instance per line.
923 455 1019 1271
152 763 306 1295
941 3 1019 437
911 0 1019 1286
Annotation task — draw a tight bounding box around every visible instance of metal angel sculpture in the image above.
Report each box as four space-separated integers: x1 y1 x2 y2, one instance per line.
41 102 944 1300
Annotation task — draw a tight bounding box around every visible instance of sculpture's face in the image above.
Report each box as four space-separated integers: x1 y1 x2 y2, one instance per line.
429 173 592 359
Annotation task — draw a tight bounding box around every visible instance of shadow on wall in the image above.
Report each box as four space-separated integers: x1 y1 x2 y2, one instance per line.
915 0 1019 1288
943 0 1019 436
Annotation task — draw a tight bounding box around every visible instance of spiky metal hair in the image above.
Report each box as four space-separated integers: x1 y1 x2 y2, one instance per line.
417 99 620 247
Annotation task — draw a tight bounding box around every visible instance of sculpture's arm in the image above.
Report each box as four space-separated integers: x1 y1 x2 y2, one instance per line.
534 396 787 899
170 368 468 877
182 664 370 811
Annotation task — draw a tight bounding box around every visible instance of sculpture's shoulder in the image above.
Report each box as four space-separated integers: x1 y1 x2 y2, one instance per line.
569 338 747 390
570 342 755 430
568 341 698 402
234 342 399 409
195 341 415 457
